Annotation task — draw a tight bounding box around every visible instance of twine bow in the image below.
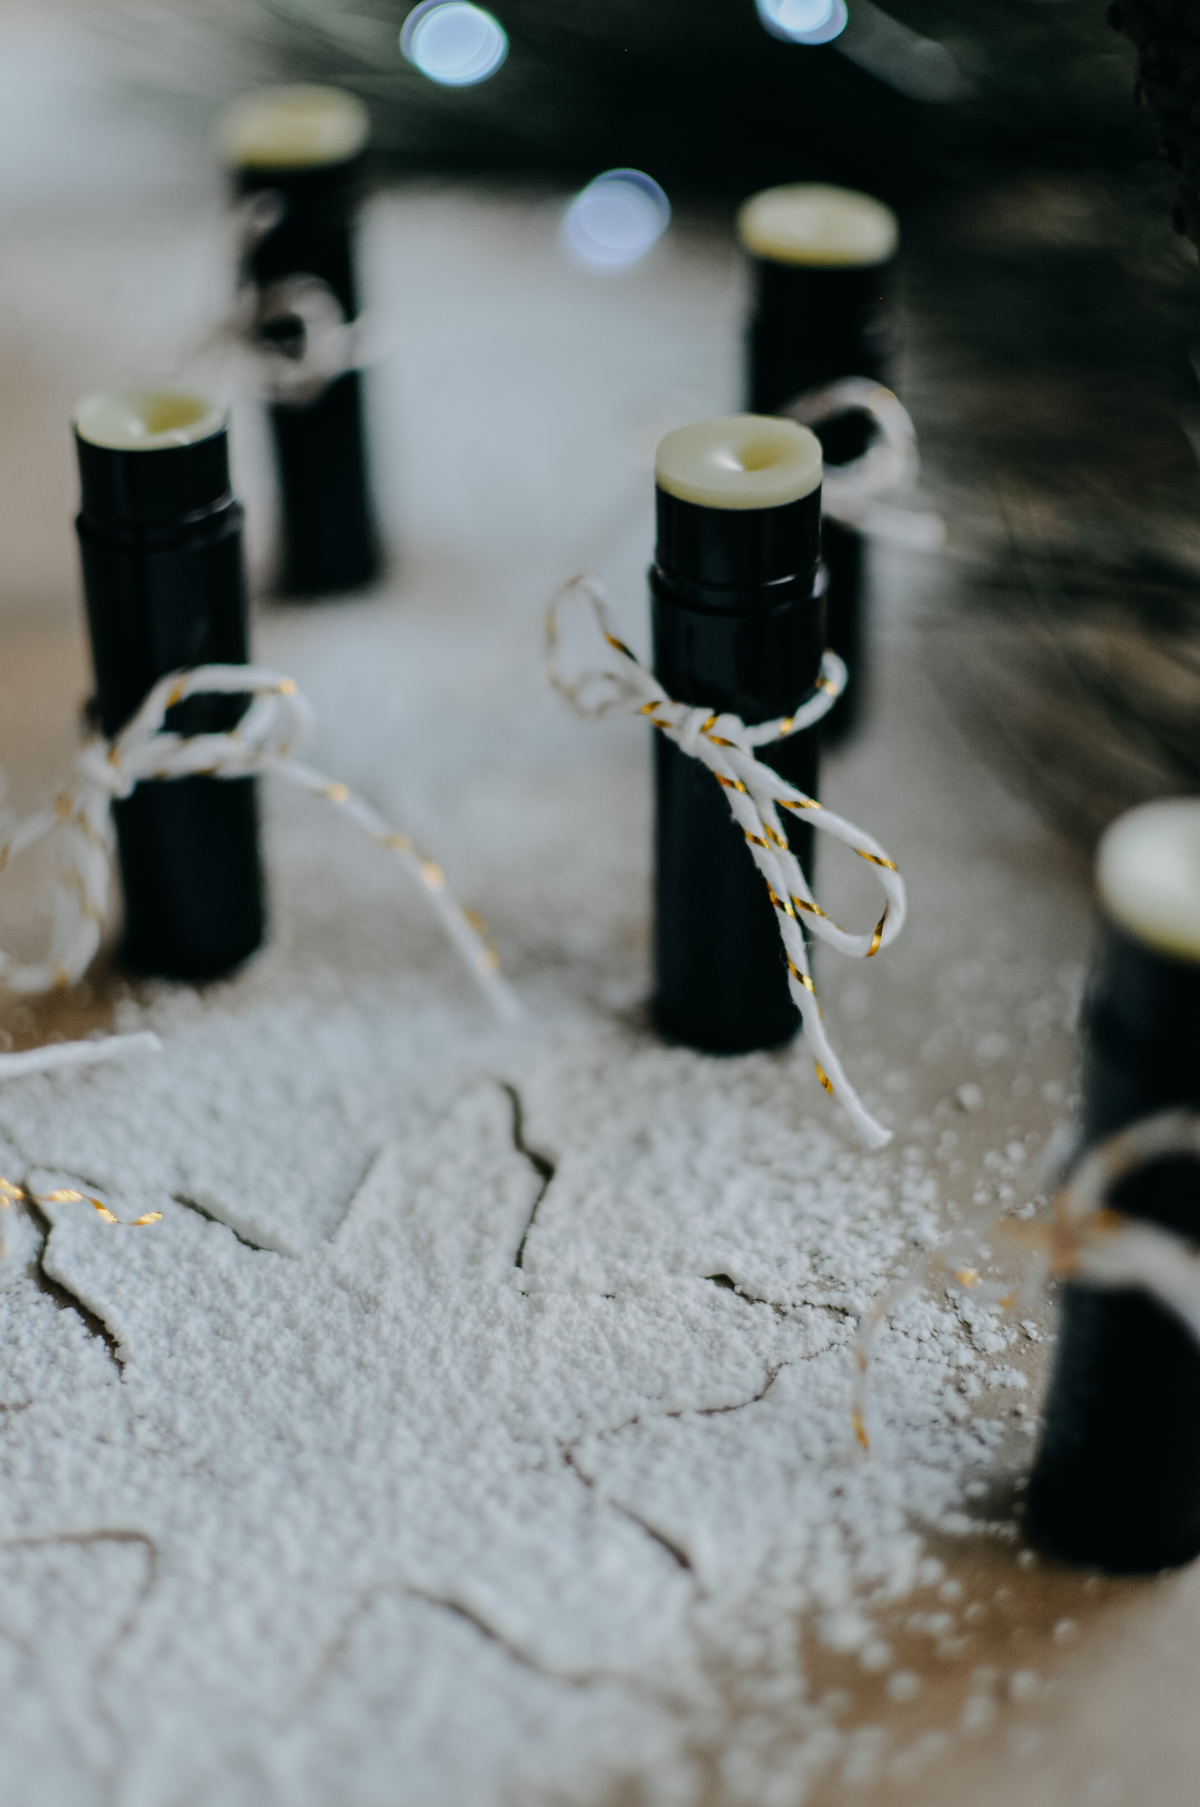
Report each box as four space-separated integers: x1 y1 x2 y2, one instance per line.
546 576 906 1149
784 377 945 552
188 192 386 408
0 664 520 1022
250 273 375 408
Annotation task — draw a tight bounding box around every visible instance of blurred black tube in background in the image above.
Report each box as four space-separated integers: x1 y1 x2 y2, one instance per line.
740 185 896 742
223 86 381 600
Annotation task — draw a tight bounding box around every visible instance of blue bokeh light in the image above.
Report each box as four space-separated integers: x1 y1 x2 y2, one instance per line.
756 0 849 46
562 169 671 272
400 2 509 86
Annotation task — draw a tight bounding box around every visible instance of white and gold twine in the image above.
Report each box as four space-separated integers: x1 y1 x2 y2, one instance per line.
187 191 386 408
851 1109 1200 1452
547 575 906 1149
0 664 520 1022
784 377 945 551
0 1170 163 1264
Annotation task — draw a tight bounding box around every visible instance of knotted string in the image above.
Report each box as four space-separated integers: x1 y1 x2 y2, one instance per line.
546 575 906 1149
851 1109 1200 1452
0 665 520 1022
784 377 945 552
187 191 387 408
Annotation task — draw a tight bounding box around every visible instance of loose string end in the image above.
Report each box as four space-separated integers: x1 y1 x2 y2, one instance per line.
0 1031 162 1083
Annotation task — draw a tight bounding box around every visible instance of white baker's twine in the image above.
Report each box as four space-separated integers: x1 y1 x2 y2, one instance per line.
188 191 388 408
850 1109 1200 1453
784 377 945 552
0 1030 162 1082
1027 1110 1200 1341
547 575 906 1149
249 273 377 408
0 665 520 1022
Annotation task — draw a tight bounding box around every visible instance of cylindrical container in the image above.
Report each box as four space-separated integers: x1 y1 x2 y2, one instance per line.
738 184 897 742
74 387 265 981
1029 800 1200 1571
219 85 380 598
651 415 824 1054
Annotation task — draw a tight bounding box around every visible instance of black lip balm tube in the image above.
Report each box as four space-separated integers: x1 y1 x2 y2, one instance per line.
1029 800 1200 1571
738 185 897 743
220 86 380 599
651 415 824 1055
74 387 265 982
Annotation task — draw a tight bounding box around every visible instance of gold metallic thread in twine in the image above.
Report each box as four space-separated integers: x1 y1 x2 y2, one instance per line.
546 576 907 1149
39 1187 162 1227
0 1174 161 1250
0 665 520 1022
850 1109 1200 1453
0 1176 16 1261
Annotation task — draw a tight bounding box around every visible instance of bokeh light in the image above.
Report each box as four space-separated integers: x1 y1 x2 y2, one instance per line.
400 2 509 87
756 0 849 46
562 170 671 272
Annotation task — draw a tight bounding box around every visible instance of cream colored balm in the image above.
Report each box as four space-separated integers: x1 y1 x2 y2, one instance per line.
74 387 226 453
219 85 370 171
654 415 823 512
737 183 898 269
1097 799 1200 964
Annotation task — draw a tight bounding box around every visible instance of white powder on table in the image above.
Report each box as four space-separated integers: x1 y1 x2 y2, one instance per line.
0 594 1080 1806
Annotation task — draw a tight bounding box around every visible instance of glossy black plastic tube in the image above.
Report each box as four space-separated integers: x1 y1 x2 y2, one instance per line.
746 257 891 741
1028 923 1200 1571
235 152 380 597
650 484 824 1054
75 411 265 980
